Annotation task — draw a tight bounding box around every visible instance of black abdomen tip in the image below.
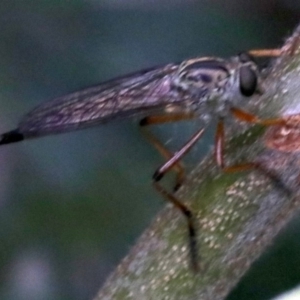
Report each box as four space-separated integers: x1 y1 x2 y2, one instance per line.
0 129 24 145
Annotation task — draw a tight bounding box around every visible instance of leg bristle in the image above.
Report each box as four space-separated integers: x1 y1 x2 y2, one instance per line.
0 129 24 145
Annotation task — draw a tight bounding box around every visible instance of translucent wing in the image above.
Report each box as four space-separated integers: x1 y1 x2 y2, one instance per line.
17 63 182 138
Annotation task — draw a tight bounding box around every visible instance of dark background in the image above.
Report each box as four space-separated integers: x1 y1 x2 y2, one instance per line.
0 1 299 299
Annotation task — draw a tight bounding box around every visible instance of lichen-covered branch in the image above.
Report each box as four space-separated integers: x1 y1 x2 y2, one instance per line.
94 25 300 300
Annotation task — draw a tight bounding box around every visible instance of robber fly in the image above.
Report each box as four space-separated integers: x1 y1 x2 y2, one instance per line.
0 48 284 271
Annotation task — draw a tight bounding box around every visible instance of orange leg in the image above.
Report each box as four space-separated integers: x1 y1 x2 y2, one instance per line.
153 181 199 272
140 112 195 126
248 44 299 57
141 127 185 189
230 107 286 126
140 112 196 190
214 118 258 173
140 113 203 271
248 48 282 58
152 127 205 272
215 107 287 174
215 119 225 168
153 128 205 181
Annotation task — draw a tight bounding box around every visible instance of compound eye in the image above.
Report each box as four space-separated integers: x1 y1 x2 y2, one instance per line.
239 66 257 97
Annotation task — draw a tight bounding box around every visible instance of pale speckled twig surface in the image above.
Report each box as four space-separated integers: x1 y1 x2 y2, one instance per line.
94 24 300 300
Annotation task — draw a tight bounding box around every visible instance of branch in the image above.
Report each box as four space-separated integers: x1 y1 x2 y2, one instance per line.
94 25 300 300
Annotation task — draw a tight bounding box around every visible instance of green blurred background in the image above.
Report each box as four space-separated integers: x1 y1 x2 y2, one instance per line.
0 1 299 300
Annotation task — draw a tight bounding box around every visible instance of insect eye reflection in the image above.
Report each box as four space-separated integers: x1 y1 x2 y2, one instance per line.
239 65 258 97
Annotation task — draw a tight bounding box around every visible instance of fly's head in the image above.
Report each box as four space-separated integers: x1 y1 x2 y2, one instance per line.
173 53 262 115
